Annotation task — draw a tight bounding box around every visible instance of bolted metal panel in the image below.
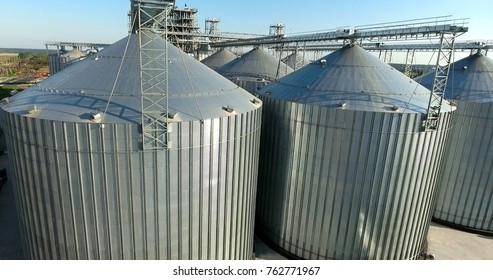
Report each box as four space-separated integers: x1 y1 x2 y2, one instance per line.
256 97 452 259
1 108 262 259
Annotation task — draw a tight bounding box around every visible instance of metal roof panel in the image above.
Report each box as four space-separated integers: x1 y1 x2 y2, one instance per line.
217 47 293 81
416 53 493 103
1 34 260 123
258 44 453 113
200 49 237 70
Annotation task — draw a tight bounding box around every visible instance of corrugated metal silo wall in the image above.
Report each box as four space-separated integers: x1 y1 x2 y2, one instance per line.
48 55 74 76
48 54 62 75
256 96 453 260
2 109 262 259
230 78 269 94
434 102 493 231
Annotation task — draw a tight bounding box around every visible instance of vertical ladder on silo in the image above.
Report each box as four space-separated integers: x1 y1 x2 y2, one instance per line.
404 49 415 77
136 0 175 150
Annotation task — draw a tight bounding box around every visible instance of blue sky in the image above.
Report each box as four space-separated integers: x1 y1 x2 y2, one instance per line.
1 0 492 49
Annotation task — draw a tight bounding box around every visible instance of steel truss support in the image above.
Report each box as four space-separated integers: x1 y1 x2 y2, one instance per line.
423 32 457 131
384 50 393 64
404 49 415 77
275 43 285 80
281 42 308 71
300 42 308 69
291 42 307 70
294 48 305 70
136 1 174 150
470 48 488 56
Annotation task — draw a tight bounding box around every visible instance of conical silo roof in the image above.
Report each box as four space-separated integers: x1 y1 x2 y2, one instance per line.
416 53 493 102
2 33 258 123
217 47 293 80
60 48 86 59
259 44 453 113
200 48 237 70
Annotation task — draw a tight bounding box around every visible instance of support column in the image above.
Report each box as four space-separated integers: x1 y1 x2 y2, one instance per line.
423 32 456 131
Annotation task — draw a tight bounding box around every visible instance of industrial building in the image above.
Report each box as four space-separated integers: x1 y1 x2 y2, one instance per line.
167 6 201 54
44 2 264 74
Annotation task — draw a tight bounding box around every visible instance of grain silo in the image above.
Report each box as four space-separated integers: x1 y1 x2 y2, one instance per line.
255 43 455 260
0 0 262 260
416 52 493 233
48 47 87 75
61 47 87 60
201 48 237 71
217 47 293 93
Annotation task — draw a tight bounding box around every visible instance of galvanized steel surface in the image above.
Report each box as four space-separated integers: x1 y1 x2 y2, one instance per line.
2 112 262 259
48 54 84 75
0 33 263 259
433 102 493 231
255 44 454 259
417 54 493 232
256 98 452 259
417 54 493 102
5 35 256 123
217 47 293 81
261 44 454 113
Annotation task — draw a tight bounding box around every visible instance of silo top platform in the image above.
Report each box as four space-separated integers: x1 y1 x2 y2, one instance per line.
258 44 454 114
